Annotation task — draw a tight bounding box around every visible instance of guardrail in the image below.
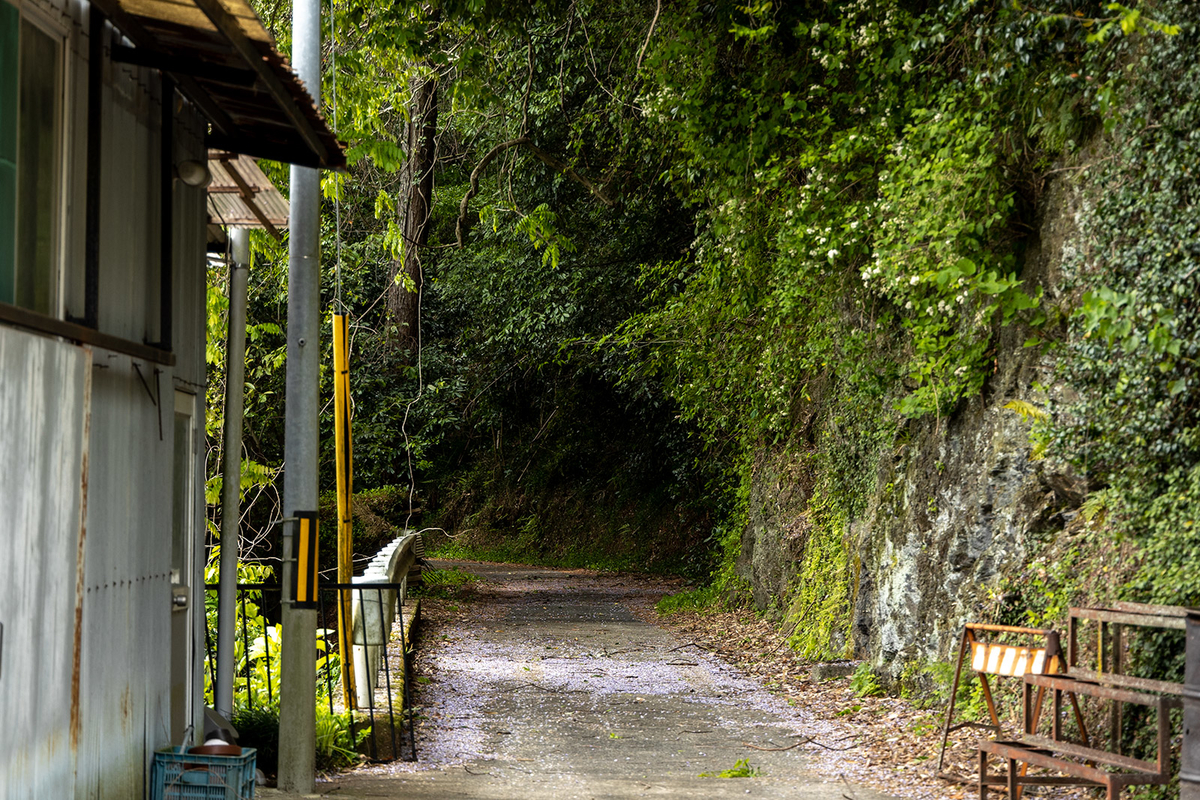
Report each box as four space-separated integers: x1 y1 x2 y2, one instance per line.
203 531 424 763
351 532 421 709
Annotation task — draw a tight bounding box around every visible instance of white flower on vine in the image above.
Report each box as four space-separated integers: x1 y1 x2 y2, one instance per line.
827 249 840 260
902 59 913 73
909 275 920 285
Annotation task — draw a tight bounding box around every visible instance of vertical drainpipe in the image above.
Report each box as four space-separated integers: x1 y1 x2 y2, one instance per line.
215 228 250 722
1183 610 1200 799
277 0 321 789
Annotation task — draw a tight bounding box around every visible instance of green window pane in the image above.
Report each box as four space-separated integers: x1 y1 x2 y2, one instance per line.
0 1 15 162
0 0 16 305
0 162 13 305
15 17 60 315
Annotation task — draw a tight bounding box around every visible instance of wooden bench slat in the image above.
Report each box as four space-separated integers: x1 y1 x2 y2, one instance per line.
980 740 1110 784
1021 734 1162 776
1066 668 1186 697
1024 673 1175 705
980 774 1105 787
1105 601 1191 618
1069 607 1187 630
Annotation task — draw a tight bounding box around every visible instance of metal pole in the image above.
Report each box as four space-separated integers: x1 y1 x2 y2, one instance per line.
215 228 250 721
277 0 321 787
1183 609 1200 799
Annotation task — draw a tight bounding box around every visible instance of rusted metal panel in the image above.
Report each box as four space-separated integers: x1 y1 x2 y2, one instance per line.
71 347 93 756
3 2 230 798
207 152 290 229
0 328 90 800
72 357 174 800
68 57 209 800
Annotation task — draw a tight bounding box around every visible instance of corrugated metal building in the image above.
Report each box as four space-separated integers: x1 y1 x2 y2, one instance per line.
0 0 342 797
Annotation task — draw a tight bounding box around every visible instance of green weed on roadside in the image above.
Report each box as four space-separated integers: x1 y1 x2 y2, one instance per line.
700 759 760 778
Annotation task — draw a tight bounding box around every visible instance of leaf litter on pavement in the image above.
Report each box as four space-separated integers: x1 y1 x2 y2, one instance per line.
404 564 1091 799
645 606 1093 800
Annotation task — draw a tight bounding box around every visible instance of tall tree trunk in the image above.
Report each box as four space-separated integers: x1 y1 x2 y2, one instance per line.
389 75 438 360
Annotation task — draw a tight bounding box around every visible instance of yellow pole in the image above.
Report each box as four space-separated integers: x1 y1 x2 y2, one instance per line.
333 313 356 708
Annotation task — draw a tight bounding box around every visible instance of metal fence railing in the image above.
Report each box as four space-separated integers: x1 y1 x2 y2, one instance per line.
203 581 417 763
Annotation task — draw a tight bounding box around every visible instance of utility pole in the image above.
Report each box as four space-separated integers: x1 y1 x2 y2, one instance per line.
277 0 321 788
215 227 250 721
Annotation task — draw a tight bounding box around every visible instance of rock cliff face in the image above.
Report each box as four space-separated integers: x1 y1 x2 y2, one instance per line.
735 169 1090 673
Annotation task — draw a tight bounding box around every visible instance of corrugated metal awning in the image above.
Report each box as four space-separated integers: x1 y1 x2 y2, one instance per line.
207 151 289 237
93 0 345 170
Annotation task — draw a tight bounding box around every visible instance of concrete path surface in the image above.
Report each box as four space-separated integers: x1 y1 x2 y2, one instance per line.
261 560 898 800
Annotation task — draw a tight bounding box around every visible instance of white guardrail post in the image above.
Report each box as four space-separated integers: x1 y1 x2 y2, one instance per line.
351 531 419 709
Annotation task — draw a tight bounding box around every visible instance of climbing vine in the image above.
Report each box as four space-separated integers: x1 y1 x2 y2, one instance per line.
1050 0 1200 615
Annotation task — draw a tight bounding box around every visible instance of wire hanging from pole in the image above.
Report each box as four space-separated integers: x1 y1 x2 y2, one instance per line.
330 0 343 314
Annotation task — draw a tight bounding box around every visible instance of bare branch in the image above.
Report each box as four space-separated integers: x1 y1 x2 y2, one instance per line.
521 29 534 134
524 142 615 208
636 0 662 72
456 137 530 248
455 137 615 248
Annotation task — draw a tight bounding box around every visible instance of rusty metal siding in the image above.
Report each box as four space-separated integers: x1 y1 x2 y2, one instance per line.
68 63 210 800
0 329 91 800
207 155 290 228
2 2 211 798
72 357 175 800
54 419 179 800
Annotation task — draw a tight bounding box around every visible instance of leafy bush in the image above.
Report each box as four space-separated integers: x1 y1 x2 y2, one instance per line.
231 706 279 775
315 707 370 772
849 663 884 698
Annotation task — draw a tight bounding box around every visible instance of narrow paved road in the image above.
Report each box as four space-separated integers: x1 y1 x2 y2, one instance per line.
266 561 898 799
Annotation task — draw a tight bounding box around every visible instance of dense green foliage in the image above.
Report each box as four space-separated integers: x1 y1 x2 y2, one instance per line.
205 1 1198 715
1049 0 1200 613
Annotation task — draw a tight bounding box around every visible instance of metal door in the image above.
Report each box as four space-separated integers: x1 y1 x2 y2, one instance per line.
169 390 197 744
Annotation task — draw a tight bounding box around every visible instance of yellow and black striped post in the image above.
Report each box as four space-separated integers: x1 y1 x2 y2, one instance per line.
293 511 319 609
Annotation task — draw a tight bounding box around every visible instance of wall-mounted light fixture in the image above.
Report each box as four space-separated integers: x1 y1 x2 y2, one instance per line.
176 159 212 188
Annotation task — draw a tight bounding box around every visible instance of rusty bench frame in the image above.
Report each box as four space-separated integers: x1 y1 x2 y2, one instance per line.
979 674 1180 799
1069 601 1188 752
977 603 1188 799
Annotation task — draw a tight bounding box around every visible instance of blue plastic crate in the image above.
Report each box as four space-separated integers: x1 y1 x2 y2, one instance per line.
150 747 256 800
